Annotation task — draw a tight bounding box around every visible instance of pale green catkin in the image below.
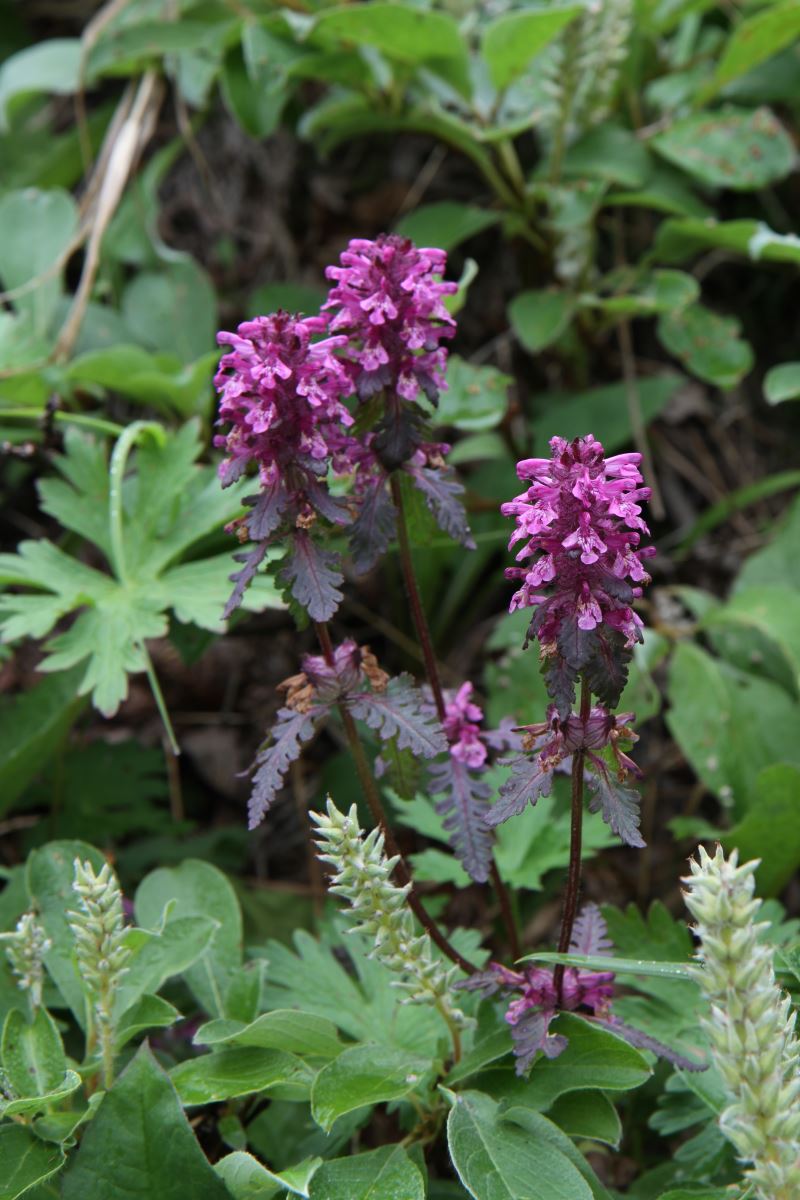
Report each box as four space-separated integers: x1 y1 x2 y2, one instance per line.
5 911 51 1010
68 859 131 1086
683 845 800 1200
312 799 466 1029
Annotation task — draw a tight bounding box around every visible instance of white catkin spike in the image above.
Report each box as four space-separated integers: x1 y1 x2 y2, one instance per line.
5 912 51 1010
311 799 467 1029
683 845 800 1200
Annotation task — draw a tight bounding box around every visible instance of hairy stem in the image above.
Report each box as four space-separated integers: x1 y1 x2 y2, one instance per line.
554 677 591 1006
389 475 521 957
314 622 476 975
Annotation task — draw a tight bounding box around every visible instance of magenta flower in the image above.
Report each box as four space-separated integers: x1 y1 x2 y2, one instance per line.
503 434 654 650
443 682 488 769
323 235 456 408
214 312 355 489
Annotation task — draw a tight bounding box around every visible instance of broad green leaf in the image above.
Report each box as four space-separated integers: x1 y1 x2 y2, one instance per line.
735 493 800 593
115 993 181 1048
0 667 85 816
481 7 582 89
26 840 107 1026
446 1009 513 1085
195 1010 342 1059
723 764 800 895
61 1043 230 1200
113 917 218 1020
605 163 712 219
652 106 794 190
653 217 800 265
446 1090 593 1200
657 303 752 388
524 953 692 979
703 585 800 692
310 1044 432 1132
530 374 683 454
0 188 78 337
675 472 800 561
135 859 243 1019
765 362 800 405
0 1070 82 1118
0 1125 65 1200
171 1047 309 1105
562 124 650 189
0 40 82 130
703 2 800 98
215 1150 322 1199
1 1006 66 1098
122 259 217 363
65 345 218 418
666 643 800 815
502 1106 612 1200
548 1090 621 1147
437 357 511 431
396 202 501 252
87 18 228 80
308 1145 425 1200
601 901 698 1012
508 290 575 354
656 1190 729 1200
582 270 699 318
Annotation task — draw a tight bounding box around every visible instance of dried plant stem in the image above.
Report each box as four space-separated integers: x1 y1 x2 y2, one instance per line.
314 622 476 975
554 677 591 1006
389 474 520 958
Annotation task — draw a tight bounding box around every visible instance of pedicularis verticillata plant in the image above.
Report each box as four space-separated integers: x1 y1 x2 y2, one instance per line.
213 232 667 1072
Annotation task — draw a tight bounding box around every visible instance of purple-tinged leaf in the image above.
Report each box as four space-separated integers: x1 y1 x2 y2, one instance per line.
347 674 447 758
429 756 494 883
482 717 524 754
592 1017 706 1072
484 754 556 827
570 903 613 957
453 968 507 998
558 619 597 671
406 465 475 548
583 628 632 712
373 405 424 469
223 540 271 619
245 478 291 541
510 1008 567 1075
349 476 396 575
247 705 322 829
586 757 645 848
304 477 352 526
542 653 577 721
279 532 343 622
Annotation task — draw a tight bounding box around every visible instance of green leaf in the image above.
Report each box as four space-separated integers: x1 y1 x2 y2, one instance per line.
674 472 800 559
195 1010 343 1059
652 107 795 190
249 283 326 318
0 667 85 817
0 40 82 131
736 493 800 593
215 1151 322 1199
171 1047 309 1106
508 290 576 354
562 124 650 189
446 1090 594 1200
308 1145 425 1200
62 1043 230 1200
310 1044 432 1132
135 859 243 1019
548 1090 621 1147
605 164 713 219
437 357 510 431
1 1006 66 1098
666 642 800 815
722 764 800 895
765 362 800 406
704 585 800 692
115 993 181 1048
395 202 501 253
65 345 218 418
0 188 78 337
26 840 108 1026
652 217 800 265
0 1125 65 1200
530 374 684 453
702 2 800 99
501 1106 612 1200
481 7 582 89
524 953 692 979
122 259 217 363
657 303 752 388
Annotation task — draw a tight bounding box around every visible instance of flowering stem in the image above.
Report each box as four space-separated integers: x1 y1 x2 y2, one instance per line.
390 474 521 958
313 622 476 976
554 677 592 1007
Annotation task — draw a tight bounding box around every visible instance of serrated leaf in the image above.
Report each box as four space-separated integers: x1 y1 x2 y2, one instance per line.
586 761 645 848
247 706 320 830
653 106 794 191
349 477 396 575
348 675 447 757
406 465 474 547
485 755 556 827
279 532 344 622
430 757 494 883
310 1044 431 1132
570 904 613 957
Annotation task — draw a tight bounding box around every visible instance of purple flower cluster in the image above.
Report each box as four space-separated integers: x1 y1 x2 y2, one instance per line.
503 434 654 649
443 682 487 769
324 235 456 404
214 313 355 489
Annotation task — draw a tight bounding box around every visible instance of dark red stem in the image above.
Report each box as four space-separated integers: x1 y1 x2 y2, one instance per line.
554 677 592 1007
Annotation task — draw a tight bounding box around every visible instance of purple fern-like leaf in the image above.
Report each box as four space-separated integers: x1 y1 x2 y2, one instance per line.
247 706 323 829
484 754 556 828
429 756 493 884
510 1009 567 1075
570 903 614 957
223 540 271 619
586 755 645 848
348 674 447 758
279 531 343 622
349 476 396 574
592 1016 706 1071
406 464 474 547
